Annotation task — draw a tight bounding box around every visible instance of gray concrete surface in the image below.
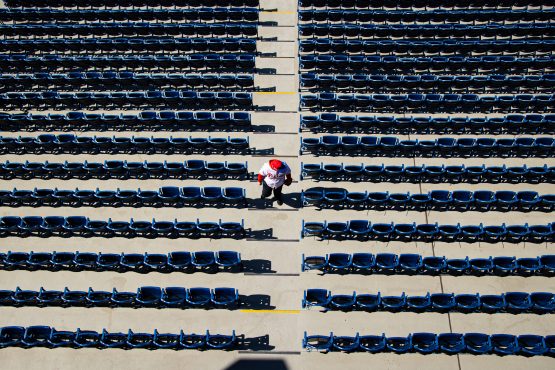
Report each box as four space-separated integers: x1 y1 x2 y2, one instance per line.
0 0 554 369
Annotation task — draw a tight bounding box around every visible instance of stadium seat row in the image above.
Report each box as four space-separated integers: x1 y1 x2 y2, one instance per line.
299 23 555 38
301 220 554 242
300 135 555 157
299 39 555 55
301 188 555 211
0 326 237 350
0 23 258 38
0 286 239 308
300 114 555 134
302 289 555 313
298 9 555 23
0 53 257 72
0 8 260 22
0 91 254 110
0 160 249 180
5 0 259 7
0 216 245 238
1 250 242 272
300 162 553 183
0 134 250 155
303 331 555 355
0 72 255 91
298 0 552 8
0 186 247 208
0 38 257 53
0 111 252 132
301 253 555 276
301 93 555 112
300 73 555 93
299 54 555 74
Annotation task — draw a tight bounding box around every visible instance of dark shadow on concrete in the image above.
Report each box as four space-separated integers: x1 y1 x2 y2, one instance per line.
242 259 274 273
281 192 301 208
253 147 276 155
246 228 275 240
251 124 276 133
225 359 287 370
236 335 276 351
239 294 275 310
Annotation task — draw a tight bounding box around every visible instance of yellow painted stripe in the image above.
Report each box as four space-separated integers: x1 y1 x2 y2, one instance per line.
256 91 296 95
240 309 300 314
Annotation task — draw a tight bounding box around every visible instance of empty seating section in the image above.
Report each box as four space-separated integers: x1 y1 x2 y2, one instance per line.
0 54 257 72
300 114 555 134
300 93 555 113
0 160 249 180
0 286 240 309
0 38 257 54
0 0 266 358
302 253 555 276
0 187 247 208
0 216 245 238
303 289 555 313
0 135 250 155
0 23 258 38
0 112 252 132
0 326 238 350
0 91 254 110
298 9 555 23
301 220 554 243
302 188 555 212
301 73 555 93
300 162 554 183
303 332 555 355
0 8 260 23
1 250 242 272
298 0 552 8
304 220 555 243
5 0 259 6
299 55 555 74
0 73 256 92
300 135 555 157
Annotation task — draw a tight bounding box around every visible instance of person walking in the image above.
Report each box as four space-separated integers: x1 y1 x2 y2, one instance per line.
258 159 292 206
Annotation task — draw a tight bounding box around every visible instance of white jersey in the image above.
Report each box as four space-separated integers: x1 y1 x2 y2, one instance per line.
259 162 291 188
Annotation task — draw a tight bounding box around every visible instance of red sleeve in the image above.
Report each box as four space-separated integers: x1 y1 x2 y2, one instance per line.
257 174 264 183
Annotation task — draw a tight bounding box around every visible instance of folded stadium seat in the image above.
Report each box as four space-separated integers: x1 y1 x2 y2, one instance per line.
100 329 127 349
422 256 447 274
332 333 360 352
412 333 439 354
530 292 555 313
518 335 548 356
303 332 333 352
86 288 112 306
22 326 52 348
61 287 87 306
186 287 212 307
328 253 352 271
406 293 431 311
167 252 191 271
455 294 481 312
398 254 423 273
491 334 520 355
386 335 412 354
464 333 492 354
303 289 331 309
505 292 533 312
13 287 38 306
439 333 465 354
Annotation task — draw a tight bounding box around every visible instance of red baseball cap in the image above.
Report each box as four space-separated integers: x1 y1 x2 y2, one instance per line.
269 159 282 170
